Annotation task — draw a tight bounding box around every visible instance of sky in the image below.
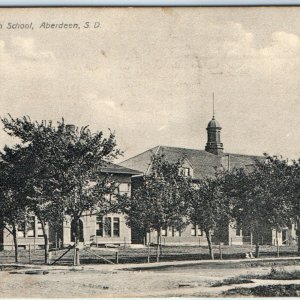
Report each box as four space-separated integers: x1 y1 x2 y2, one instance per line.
0 7 300 162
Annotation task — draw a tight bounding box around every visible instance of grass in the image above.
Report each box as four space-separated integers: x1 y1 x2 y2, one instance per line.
0 244 299 265
224 284 300 296
213 266 300 296
211 277 254 287
257 265 300 280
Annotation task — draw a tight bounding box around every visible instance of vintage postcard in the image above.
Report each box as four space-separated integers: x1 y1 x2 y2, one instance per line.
0 6 300 298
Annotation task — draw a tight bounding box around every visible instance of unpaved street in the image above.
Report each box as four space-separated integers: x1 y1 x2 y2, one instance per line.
1 258 300 297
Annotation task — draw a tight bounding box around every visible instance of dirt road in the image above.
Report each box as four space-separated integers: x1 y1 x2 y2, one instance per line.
1 258 300 297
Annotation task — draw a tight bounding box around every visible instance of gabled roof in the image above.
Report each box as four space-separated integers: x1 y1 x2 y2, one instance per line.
120 145 263 179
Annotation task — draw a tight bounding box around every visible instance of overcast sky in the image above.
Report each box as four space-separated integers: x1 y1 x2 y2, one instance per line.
0 7 300 161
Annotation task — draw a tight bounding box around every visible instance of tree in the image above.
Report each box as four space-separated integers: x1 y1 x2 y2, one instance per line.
225 155 293 257
0 146 30 263
288 158 300 254
118 154 191 262
1 116 121 265
188 172 231 260
117 179 153 245
261 156 293 255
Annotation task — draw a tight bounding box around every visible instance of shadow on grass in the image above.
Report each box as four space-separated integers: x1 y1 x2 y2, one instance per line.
254 266 300 280
224 284 300 297
211 278 254 287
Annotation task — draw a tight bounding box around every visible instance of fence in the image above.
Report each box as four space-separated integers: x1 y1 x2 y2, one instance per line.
0 241 124 265
0 243 299 265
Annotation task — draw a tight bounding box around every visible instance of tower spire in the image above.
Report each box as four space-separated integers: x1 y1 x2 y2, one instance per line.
212 92 215 119
205 97 223 155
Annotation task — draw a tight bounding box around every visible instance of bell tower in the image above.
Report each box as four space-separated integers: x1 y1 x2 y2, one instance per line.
205 94 224 155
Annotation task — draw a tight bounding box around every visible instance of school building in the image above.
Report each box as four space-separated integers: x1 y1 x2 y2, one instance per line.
120 115 297 247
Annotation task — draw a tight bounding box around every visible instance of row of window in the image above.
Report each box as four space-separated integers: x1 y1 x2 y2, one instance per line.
161 226 182 237
96 217 120 237
16 216 122 239
16 217 241 239
191 225 205 236
160 226 206 237
17 217 44 238
161 226 243 237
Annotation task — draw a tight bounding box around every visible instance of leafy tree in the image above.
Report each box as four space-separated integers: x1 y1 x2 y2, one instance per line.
0 146 31 263
261 156 294 252
117 179 153 245
188 172 231 260
225 155 293 257
1 116 121 265
288 158 300 254
118 154 191 262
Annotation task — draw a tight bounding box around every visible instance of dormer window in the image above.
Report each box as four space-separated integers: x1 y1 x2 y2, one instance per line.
180 167 191 177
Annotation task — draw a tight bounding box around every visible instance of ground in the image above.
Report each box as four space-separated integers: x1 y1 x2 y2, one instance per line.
1 245 300 297
1 258 300 297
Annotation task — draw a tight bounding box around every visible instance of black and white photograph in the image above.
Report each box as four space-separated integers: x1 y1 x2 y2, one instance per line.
0 6 300 297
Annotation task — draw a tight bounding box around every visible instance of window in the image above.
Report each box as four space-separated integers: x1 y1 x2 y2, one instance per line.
17 222 25 238
161 226 168 237
97 216 121 238
118 183 130 195
104 217 112 237
180 167 190 177
197 227 203 236
235 224 242 237
37 221 44 237
27 216 35 237
96 216 103 237
191 224 196 236
172 226 181 237
113 218 120 237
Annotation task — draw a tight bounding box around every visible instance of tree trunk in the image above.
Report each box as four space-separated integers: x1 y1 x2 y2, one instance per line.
40 220 50 264
73 237 80 266
12 223 18 263
156 229 161 262
147 231 151 263
255 242 260 258
255 230 260 258
144 227 147 245
205 230 214 260
276 230 280 258
73 218 80 266
298 234 300 255
297 221 300 255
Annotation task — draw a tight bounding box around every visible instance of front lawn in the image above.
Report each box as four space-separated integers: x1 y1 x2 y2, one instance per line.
0 244 298 265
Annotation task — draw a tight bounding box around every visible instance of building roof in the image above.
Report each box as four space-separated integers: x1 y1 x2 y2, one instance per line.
207 116 221 129
120 145 263 179
101 162 142 175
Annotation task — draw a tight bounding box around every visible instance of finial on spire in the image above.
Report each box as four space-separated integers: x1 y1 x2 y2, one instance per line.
212 92 215 119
